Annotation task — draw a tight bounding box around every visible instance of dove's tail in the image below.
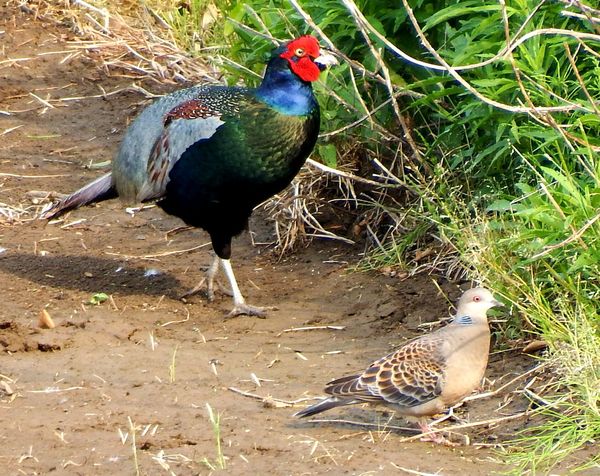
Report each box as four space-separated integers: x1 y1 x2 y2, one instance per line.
294 397 357 418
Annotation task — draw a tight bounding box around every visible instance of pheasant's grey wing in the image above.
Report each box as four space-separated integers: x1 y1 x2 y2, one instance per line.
137 98 226 201
325 338 446 408
113 86 247 202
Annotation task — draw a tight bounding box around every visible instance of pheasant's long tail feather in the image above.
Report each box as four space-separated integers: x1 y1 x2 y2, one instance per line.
40 172 117 220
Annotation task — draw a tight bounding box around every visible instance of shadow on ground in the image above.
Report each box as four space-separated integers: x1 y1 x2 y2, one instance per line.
0 252 181 297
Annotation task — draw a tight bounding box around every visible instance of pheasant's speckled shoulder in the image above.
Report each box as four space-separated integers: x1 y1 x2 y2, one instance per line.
190 85 251 116
155 85 252 123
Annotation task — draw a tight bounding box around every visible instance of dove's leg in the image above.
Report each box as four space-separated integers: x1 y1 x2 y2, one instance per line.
417 421 458 446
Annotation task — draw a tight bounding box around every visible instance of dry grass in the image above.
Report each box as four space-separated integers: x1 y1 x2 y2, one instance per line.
262 167 357 256
13 0 218 85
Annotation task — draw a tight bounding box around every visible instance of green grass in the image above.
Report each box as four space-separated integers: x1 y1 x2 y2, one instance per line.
201 403 227 471
503 296 600 474
422 157 600 472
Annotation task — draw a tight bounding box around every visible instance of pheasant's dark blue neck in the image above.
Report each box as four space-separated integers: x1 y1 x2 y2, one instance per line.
255 57 317 116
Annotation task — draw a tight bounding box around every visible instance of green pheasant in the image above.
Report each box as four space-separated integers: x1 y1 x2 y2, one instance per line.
42 35 336 317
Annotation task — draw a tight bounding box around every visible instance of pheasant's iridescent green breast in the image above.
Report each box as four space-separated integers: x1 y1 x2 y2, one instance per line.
164 89 319 208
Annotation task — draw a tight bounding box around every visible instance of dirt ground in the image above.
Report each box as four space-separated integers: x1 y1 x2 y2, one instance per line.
0 7 551 475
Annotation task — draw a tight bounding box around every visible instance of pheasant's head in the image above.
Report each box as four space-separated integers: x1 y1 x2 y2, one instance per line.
279 35 337 82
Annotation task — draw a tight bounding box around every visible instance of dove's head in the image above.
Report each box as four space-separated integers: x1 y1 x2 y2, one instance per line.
456 287 502 320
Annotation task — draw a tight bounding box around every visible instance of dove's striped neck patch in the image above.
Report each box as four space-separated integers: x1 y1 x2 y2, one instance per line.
454 315 473 325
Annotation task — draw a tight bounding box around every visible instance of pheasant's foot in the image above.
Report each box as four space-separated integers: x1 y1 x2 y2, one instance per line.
218 258 275 317
227 303 273 318
180 278 213 301
215 281 234 297
181 255 220 301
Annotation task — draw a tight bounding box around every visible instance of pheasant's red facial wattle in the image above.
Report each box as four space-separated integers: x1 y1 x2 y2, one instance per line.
280 35 321 82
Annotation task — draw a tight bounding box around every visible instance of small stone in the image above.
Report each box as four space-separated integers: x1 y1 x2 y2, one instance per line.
0 380 13 395
39 309 56 329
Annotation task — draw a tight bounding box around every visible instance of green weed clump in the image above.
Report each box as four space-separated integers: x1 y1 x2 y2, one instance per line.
426 156 599 471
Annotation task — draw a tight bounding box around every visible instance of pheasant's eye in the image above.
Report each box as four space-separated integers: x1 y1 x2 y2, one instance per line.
294 48 305 57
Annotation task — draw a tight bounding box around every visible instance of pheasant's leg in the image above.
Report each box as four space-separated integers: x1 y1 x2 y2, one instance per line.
181 254 220 300
417 421 458 446
204 254 220 301
220 258 267 318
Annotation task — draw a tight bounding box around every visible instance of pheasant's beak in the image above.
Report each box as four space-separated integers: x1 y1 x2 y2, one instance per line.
314 50 338 71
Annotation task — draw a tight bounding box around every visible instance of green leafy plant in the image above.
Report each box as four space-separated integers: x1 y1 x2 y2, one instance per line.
88 292 109 305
